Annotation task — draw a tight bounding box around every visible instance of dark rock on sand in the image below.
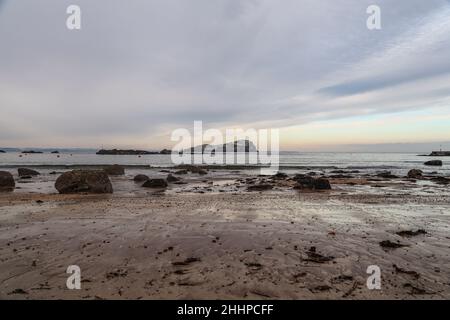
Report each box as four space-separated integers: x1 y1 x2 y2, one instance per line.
247 184 274 191
396 229 427 237
103 165 125 176
0 150 5 153
393 264 420 279
407 169 423 179
167 174 180 183
55 170 113 194
0 171 15 192
272 172 288 179
133 174 149 182
174 169 188 175
174 165 207 175
21 150 43 154
424 160 443 166
18 168 40 177
142 179 168 188
376 171 398 179
51 151 60 154
294 175 331 190
379 240 408 249
304 246 334 263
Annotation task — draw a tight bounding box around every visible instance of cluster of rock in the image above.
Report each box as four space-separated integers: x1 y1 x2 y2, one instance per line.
293 174 332 190
428 151 450 156
55 170 113 194
18 168 40 177
133 168 196 189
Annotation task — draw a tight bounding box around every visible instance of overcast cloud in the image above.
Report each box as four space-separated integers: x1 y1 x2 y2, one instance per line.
1 0 450 149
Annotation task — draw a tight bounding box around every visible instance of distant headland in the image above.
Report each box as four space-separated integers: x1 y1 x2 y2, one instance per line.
428 151 450 156
96 149 172 155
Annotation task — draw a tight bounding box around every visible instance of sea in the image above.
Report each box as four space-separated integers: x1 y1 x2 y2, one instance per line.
0 151 448 177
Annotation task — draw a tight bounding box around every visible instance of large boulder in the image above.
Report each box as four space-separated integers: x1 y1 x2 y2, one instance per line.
424 160 443 166
294 175 331 190
18 168 40 177
142 179 168 188
55 170 113 194
133 174 149 182
0 171 15 192
103 165 125 175
407 169 423 179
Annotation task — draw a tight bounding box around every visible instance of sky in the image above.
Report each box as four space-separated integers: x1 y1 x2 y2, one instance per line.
0 0 450 151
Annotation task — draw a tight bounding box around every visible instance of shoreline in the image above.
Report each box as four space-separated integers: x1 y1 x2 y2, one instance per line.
0 165 449 299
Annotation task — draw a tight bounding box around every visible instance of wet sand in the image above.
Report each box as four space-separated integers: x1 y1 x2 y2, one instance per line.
0 171 449 299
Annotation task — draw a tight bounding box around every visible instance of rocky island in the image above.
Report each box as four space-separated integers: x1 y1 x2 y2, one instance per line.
182 139 258 154
96 149 169 155
429 151 450 156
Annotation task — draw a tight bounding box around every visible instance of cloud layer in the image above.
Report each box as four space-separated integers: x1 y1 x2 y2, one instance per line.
1 0 450 149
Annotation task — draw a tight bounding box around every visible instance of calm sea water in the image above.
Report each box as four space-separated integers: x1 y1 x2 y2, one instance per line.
0 151 448 176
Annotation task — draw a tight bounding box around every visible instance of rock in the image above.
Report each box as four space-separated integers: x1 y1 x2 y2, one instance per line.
174 165 207 175
142 179 168 188
19 176 33 180
396 229 427 237
103 165 125 175
51 151 60 154
21 150 43 154
0 171 15 192
167 174 180 182
174 169 188 175
0 150 5 153
133 174 149 182
247 184 274 191
407 169 423 179
429 151 450 156
159 149 172 155
18 168 40 177
55 170 113 194
424 160 443 166
272 172 288 179
330 170 346 174
376 171 398 179
294 175 331 190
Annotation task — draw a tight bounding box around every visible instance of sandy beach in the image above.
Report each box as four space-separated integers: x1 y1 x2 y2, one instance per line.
1 168 449 300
